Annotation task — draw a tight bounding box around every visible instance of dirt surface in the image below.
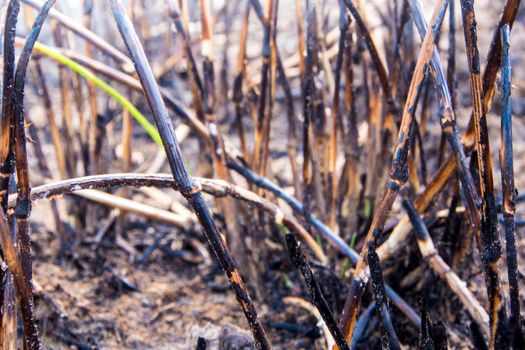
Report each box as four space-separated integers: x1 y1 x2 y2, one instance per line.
16 0 525 349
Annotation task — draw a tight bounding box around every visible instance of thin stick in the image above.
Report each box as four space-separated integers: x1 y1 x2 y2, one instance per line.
337 19 359 236
336 2 448 345
168 0 204 121
446 0 456 111
459 2 508 348
285 233 350 350
499 24 520 332
198 0 246 265
105 3 271 347
302 0 316 227
73 189 193 229
294 0 305 77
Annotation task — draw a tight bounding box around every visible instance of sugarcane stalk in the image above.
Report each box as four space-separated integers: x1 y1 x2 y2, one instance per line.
336 2 448 345
232 1 251 162
11 1 55 348
459 2 508 347
0 0 18 213
227 160 420 327
377 0 521 265
105 2 270 347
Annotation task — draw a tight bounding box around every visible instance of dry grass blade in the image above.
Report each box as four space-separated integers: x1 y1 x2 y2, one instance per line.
21 0 133 70
105 1 271 348
72 189 194 229
336 1 448 345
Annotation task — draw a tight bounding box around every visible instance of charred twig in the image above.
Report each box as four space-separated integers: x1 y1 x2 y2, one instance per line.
285 233 350 350
136 231 169 266
232 1 250 161
105 1 271 348
367 243 401 350
419 298 433 349
470 321 490 350
253 0 277 176
32 59 67 177
302 0 316 227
